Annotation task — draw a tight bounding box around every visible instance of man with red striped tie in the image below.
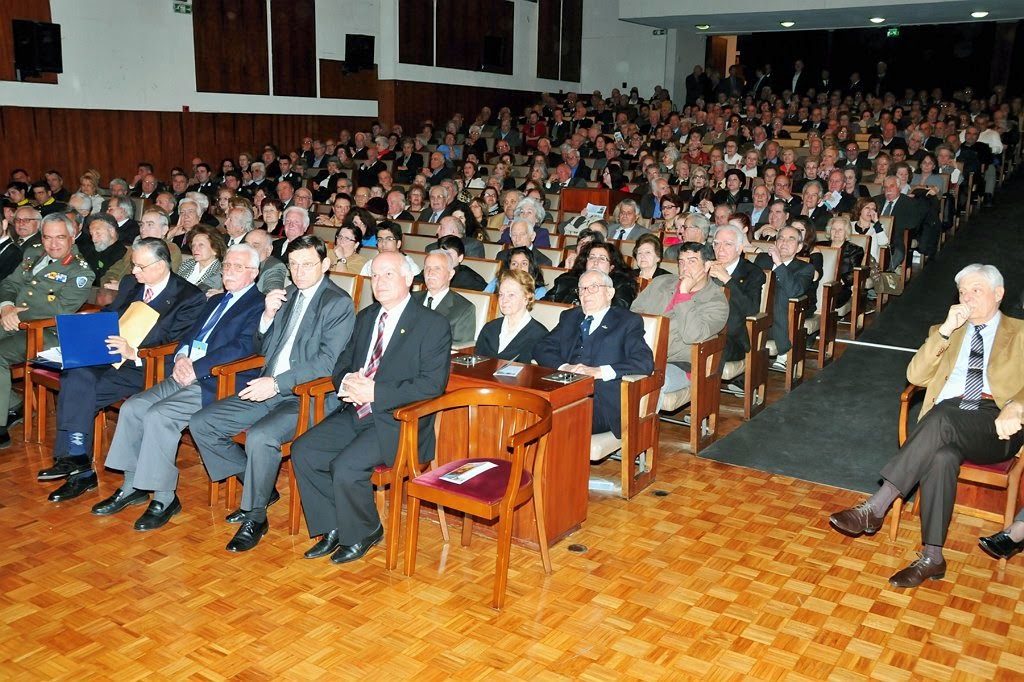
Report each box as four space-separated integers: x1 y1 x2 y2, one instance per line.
829 264 1024 588
292 251 452 564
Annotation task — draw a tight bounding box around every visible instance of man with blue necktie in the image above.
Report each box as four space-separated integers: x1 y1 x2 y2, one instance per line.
830 264 1024 588
88 244 266 531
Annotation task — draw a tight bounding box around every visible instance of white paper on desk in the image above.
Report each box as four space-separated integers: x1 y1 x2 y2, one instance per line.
493 364 523 377
36 347 63 364
112 301 161 369
439 461 498 484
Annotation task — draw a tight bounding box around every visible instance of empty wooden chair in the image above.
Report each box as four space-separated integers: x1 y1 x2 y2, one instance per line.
660 329 728 453
396 386 553 609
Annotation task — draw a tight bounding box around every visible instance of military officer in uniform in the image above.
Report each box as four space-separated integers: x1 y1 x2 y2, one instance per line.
0 213 94 447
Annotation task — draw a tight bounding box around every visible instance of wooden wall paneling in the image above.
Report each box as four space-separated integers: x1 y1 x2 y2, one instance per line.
319 59 379 100
0 0 56 83
490 0 515 76
389 81 538 139
193 0 269 95
536 0 561 80
398 0 434 66
270 0 316 97
559 0 583 82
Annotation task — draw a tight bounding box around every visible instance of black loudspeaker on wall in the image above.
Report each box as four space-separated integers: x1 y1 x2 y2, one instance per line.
345 34 375 73
12 20 63 80
482 36 506 70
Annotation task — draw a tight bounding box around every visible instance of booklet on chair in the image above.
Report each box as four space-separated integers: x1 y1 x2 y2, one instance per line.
439 461 498 484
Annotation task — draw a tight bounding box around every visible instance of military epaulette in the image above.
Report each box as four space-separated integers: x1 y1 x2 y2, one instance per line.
61 253 74 266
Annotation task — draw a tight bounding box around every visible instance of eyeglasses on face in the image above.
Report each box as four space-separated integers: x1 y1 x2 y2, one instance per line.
576 283 610 295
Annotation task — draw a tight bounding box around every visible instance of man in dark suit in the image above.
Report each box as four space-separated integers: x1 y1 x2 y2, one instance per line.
40 238 207 501
707 224 767 390
189 236 356 553
187 163 217 199
413 251 477 346
418 185 455 224
754 226 815 370
89 244 266 530
788 60 810 96
312 157 346 203
534 269 654 438
544 164 587 193
104 197 140 245
496 221 552 267
873 176 925 266
292 251 452 564
799 181 832 231
356 146 387 188
685 65 709 105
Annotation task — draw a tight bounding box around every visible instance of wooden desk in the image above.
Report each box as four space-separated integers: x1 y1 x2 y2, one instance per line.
438 358 594 549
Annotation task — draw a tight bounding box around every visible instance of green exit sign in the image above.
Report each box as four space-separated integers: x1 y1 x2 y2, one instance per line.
174 2 192 14
887 27 900 37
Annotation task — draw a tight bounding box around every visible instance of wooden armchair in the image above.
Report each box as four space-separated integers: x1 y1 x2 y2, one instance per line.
660 328 728 453
804 245 841 369
889 384 1024 569
395 386 553 609
766 295 808 392
721 263 774 420
589 314 667 498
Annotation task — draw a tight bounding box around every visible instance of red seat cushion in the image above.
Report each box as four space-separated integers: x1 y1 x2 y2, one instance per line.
413 458 530 505
31 368 60 381
963 458 1017 475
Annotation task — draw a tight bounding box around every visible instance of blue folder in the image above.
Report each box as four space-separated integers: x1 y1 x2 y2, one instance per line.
36 312 122 369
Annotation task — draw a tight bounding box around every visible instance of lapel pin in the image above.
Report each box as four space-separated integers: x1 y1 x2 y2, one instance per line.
400 328 406 334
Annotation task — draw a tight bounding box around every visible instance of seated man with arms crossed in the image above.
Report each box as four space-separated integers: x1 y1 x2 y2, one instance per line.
189 236 355 553
830 264 1024 587
89 244 266 530
753 225 815 371
41 238 207 501
292 251 452 564
630 242 728 397
534 269 654 439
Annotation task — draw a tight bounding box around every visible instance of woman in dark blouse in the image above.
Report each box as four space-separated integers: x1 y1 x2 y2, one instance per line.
475 269 549 363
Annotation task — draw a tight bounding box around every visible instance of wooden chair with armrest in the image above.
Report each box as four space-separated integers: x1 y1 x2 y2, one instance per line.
803 245 841 369
888 384 1024 569
720 262 774 420
396 386 553 609
659 328 728 453
18 304 102 441
589 314 667 498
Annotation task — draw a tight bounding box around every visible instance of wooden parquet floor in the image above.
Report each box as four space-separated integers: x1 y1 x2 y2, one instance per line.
3 341 1024 680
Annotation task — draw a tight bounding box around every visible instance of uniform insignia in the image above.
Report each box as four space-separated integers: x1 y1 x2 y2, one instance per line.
44 271 59 281
75 276 89 288
47 294 56 302
61 254 73 266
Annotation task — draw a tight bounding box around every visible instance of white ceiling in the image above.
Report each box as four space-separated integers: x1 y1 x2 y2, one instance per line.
619 0 1024 35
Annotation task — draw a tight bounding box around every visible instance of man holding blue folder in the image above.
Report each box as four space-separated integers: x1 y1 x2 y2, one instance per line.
40 238 206 502
89 244 265 530
0 214 94 448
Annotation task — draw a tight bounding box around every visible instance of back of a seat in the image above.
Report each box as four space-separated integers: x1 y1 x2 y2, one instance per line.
532 300 574 331
877 216 894 244
812 246 840 316
356 275 375 310
329 270 362 302
402 234 435 252
454 288 497 338
637 313 669 374
481 242 505 259
461 257 498 284
846 234 870 265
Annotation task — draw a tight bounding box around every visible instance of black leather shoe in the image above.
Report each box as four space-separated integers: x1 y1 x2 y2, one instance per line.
226 518 269 552
225 487 280 524
304 529 341 559
38 458 90 481
829 502 887 536
133 497 182 531
889 555 947 588
7 404 23 427
92 488 149 516
330 525 384 564
979 531 1024 561
0 429 9 450
48 472 98 502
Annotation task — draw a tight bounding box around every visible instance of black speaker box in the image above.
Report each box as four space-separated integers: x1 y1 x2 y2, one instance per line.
12 20 63 77
345 34 374 72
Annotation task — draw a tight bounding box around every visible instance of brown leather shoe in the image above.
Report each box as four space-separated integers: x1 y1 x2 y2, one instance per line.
829 502 886 536
889 555 946 588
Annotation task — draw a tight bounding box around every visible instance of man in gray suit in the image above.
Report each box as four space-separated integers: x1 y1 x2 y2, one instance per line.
606 199 650 241
412 251 476 346
243 229 288 294
189 236 356 553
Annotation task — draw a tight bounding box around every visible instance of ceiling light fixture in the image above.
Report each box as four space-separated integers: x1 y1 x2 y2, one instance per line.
780 21 795 28
971 11 989 18
695 24 710 30
870 17 885 24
